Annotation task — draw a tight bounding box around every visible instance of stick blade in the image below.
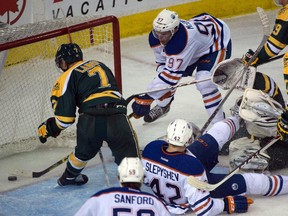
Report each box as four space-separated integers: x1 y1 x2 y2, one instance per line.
32 171 43 178
256 7 270 35
187 176 216 191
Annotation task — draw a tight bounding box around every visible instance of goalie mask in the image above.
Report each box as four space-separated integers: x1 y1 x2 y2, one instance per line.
167 119 193 146
118 157 144 184
55 43 83 70
239 88 283 138
153 9 180 37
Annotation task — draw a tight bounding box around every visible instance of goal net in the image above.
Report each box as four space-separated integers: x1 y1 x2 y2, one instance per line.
0 16 122 159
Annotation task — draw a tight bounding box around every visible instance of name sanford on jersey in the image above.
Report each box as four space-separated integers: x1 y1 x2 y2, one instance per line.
145 162 179 181
114 194 154 205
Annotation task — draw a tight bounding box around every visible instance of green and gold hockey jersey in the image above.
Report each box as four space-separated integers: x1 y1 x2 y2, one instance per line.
50 60 124 130
258 5 288 60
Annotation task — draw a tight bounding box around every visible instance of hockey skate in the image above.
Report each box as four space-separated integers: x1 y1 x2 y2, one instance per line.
229 96 245 130
144 103 171 123
57 169 88 186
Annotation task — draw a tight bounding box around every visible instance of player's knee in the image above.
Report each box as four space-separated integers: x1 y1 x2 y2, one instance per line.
208 118 239 148
242 173 270 195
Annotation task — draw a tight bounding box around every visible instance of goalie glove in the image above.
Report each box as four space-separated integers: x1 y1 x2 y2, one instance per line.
277 109 288 141
38 117 62 143
132 94 154 119
223 195 253 214
242 49 260 67
212 58 256 91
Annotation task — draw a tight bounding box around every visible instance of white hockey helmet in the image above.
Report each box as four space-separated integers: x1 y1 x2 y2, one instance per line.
273 0 282 6
118 157 144 183
167 119 193 146
153 9 180 33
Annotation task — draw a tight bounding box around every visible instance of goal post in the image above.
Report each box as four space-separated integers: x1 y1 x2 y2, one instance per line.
0 15 122 159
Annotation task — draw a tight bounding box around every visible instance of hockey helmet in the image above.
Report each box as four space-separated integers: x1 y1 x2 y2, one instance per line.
167 119 193 146
55 43 83 69
118 157 144 183
153 9 180 33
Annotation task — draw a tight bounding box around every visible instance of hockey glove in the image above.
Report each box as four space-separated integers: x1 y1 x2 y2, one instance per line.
223 195 253 214
38 117 62 143
277 109 288 141
242 49 259 67
132 94 154 119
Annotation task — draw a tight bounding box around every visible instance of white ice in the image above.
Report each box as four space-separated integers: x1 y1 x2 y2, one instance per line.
1 9 288 215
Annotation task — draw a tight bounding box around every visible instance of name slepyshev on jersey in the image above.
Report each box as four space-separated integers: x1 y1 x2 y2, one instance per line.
145 161 179 181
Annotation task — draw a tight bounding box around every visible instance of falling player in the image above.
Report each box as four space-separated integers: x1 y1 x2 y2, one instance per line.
142 118 288 215
132 9 232 123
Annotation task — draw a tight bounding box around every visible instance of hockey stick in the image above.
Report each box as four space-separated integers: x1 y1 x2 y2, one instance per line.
243 103 282 118
125 77 210 105
199 7 270 135
126 51 280 108
187 137 279 191
99 149 111 186
29 154 69 178
125 52 281 108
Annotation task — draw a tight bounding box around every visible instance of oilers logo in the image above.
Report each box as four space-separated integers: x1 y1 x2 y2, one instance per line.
232 183 239 191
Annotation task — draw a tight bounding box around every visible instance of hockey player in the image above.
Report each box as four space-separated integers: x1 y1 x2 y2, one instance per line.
279 52 288 141
142 118 288 215
75 157 170 216
211 55 288 171
241 0 288 142
132 9 231 123
229 88 284 172
38 43 139 186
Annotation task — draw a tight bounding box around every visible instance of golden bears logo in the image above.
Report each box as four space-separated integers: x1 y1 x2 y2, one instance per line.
53 82 60 91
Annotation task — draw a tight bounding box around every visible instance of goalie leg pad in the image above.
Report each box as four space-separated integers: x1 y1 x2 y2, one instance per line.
229 137 270 172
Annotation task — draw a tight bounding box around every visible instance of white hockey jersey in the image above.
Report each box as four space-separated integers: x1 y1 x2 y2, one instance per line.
147 13 231 99
142 141 225 216
74 187 170 216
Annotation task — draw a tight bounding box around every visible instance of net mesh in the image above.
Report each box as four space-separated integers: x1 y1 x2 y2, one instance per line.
0 16 119 159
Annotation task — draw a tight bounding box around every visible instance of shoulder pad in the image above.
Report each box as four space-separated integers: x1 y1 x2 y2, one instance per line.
142 140 165 157
277 6 288 21
177 155 205 175
165 23 187 55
